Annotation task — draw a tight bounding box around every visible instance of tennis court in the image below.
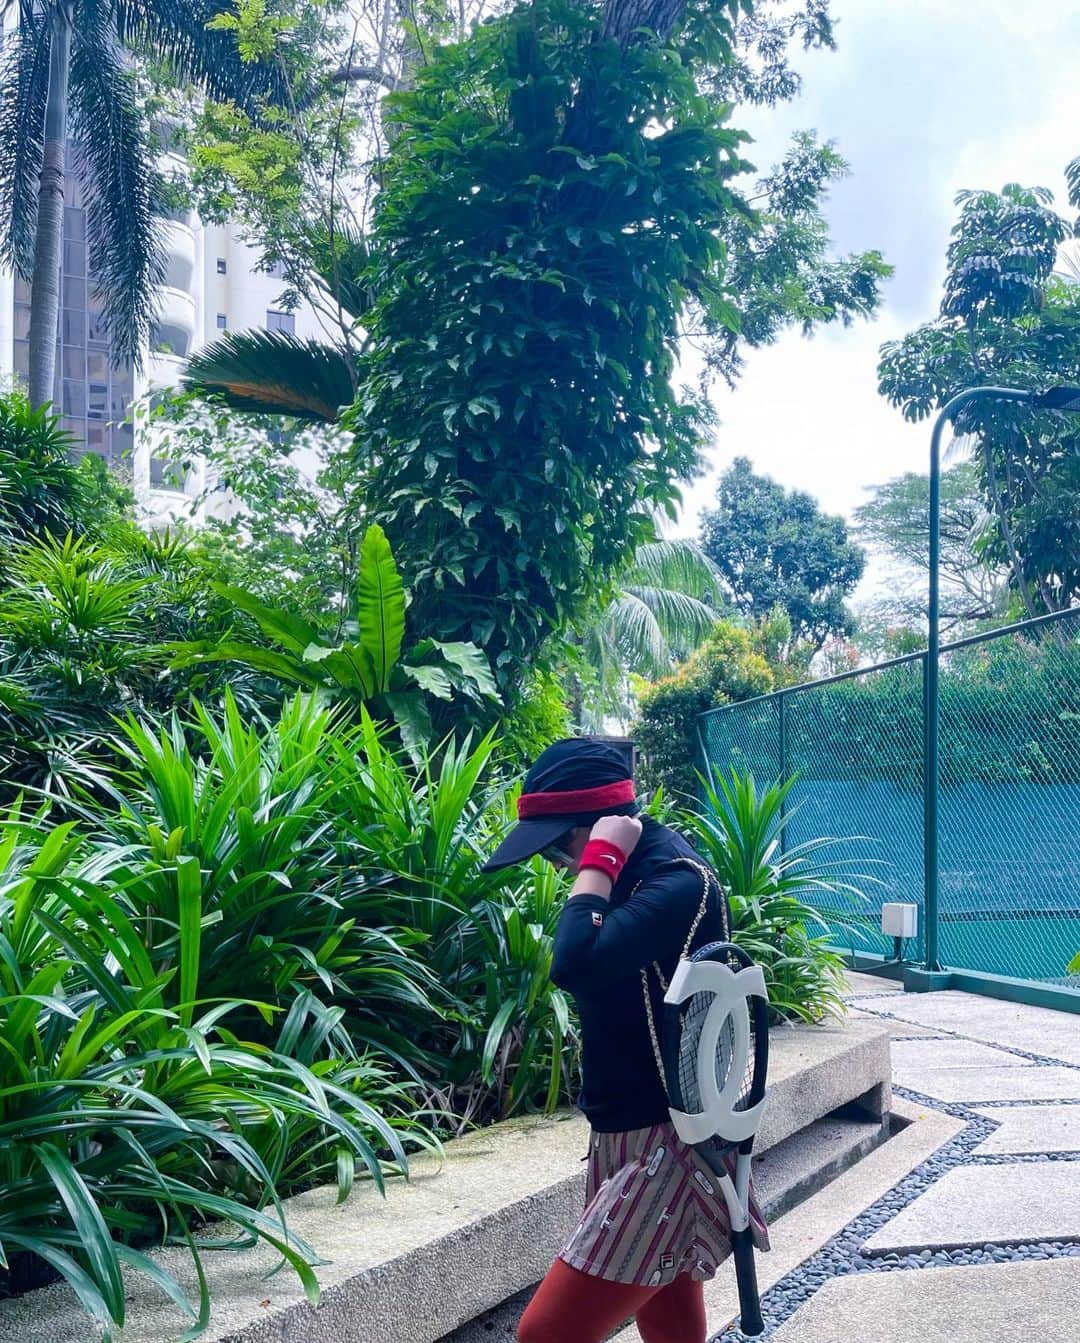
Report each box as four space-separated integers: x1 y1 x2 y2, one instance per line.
698 609 1080 993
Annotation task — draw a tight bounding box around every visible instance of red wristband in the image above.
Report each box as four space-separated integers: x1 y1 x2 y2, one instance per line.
579 838 628 884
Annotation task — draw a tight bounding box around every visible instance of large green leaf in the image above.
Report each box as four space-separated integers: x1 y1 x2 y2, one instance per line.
356 525 405 693
427 641 497 699
210 585 321 655
303 642 377 697
183 331 355 422
382 691 433 758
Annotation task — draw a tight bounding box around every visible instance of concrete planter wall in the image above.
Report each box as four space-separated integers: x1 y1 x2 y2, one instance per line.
0 1019 891 1343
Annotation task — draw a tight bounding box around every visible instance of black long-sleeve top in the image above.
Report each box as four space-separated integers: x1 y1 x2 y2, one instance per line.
550 816 730 1132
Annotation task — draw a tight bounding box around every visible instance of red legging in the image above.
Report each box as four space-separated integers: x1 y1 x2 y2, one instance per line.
517 1257 706 1343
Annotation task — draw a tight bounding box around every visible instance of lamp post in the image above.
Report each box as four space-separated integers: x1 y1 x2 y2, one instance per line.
922 384 1080 974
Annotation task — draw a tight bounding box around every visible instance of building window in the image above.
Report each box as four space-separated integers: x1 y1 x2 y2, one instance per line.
269 259 287 279
266 309 295 334
216 313 227 330
216 258 227 274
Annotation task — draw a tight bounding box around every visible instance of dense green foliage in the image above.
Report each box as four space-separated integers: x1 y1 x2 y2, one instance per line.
351 0 747 683
700 456 866 647
634 620 775 801
878 184 1080 616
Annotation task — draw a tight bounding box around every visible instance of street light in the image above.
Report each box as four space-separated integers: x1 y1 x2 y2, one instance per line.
922 384 1080 974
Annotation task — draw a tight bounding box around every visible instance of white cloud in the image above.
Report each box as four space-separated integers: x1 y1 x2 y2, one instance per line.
671 0 1080 610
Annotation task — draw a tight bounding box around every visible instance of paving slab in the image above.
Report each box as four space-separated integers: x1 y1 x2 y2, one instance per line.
891 1038 1030 1073
973 1104 1080 1154
863 1162 1080 1253
846 1006 943 1039
894 1064 1080 1103
615 1100 962 1343
865 990 1080 1065
844 972 904 996
769 1258 1080 1343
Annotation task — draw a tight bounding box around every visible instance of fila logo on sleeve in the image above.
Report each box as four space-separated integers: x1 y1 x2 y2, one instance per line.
591 911 604 927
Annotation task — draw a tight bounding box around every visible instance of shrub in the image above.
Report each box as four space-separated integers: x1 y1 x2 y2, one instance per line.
680 769 877 1023
325 714 581 1131
0 807 420 1335
634 621 773 802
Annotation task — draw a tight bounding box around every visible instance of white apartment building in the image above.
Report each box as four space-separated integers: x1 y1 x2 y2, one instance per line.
0 144 323 530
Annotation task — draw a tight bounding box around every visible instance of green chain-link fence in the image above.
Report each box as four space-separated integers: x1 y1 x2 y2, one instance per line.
697 609 1080 989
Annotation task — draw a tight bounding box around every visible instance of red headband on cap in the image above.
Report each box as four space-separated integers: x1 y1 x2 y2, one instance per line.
517 779 635 818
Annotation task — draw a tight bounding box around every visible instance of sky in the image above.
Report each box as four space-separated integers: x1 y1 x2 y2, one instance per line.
672 0 1080 592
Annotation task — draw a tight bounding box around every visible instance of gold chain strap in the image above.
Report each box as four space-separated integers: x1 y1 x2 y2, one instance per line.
638 858 729 1091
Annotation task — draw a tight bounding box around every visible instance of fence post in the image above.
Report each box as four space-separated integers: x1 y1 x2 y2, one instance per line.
922 643 941 972
778 693 788 855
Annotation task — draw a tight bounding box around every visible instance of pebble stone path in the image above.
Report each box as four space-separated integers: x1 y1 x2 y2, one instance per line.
714 977 1080 1342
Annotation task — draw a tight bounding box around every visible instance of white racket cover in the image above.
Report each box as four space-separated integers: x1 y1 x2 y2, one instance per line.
663 957 768 1146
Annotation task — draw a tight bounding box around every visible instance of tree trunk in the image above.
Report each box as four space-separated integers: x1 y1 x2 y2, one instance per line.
28 3 73 410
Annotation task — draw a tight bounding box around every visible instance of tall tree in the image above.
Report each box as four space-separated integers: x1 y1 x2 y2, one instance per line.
699 456 865 647
180 2 888 371
878 184 1080 615
181 1 886 693
853 464 1011 631
0 0 288 407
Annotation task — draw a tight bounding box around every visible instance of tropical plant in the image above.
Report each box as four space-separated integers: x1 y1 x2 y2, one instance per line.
571 538 724 730
0 0 288 405
325 715 580 1131
0 529 247 801
680 769 875 1022
0 391 81 544
68 693 442 1052
170 523 497 750
0 804 421 1338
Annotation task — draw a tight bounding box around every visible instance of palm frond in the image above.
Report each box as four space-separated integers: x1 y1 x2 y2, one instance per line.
114 0 292 115
1068 155 1080 212
183 330 355 422
0 18 50 275
621 585 718 653
623 539 723 604
602 592 668 674
69 25 165 367
301 217 377 323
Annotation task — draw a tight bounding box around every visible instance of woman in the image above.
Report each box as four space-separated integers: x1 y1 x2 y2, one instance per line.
483 738 768 1343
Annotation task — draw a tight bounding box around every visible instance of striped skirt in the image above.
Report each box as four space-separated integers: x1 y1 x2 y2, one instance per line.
558 1122 770 1289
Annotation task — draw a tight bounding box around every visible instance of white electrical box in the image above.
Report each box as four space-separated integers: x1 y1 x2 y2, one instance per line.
881 903 918 939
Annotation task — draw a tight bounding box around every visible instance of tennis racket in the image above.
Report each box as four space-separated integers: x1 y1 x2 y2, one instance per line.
661 941 770 1337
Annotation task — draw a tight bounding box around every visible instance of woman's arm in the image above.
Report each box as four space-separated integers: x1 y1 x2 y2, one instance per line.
550 861 704 994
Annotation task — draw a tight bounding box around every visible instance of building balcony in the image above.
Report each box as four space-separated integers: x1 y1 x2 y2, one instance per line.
160 219 196 294
146 350 187 389
150 286 196 359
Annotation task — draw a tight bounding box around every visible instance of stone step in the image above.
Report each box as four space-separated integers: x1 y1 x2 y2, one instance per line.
755 1111 893 1223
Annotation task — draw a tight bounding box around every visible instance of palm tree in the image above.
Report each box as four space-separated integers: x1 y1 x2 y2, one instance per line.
575 538 724 729
0 0 288 408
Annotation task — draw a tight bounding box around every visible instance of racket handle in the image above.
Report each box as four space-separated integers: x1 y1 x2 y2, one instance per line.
732 1225 764 1336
